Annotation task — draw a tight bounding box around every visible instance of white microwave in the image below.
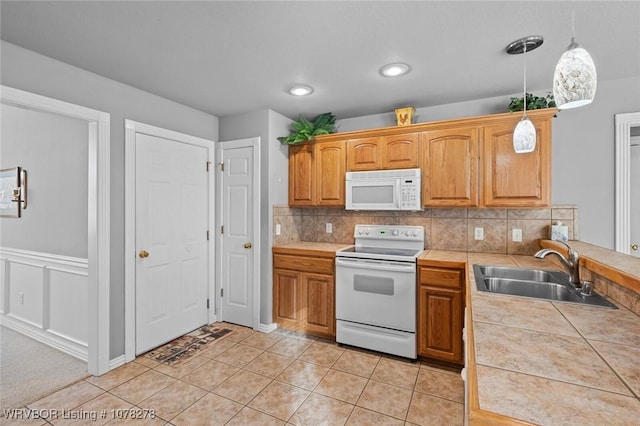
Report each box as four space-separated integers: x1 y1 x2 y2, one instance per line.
345 168 422 211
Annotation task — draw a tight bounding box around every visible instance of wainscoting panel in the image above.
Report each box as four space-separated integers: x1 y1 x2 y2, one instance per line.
0 247 89 361
7 261 44 327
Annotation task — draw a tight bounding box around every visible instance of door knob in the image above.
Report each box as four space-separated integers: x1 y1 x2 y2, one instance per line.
139 250 150 258
244 243 252 249
632 243 639 251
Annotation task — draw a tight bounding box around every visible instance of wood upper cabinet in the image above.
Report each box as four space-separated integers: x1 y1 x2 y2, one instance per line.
347 137 382 171
421 127 479 207
482 113 552 207
316 141 345 206
273 251 335 338
288 141 345 207
288 143 315 206
347 133 420 171
418 265 464 365
382 133 420 169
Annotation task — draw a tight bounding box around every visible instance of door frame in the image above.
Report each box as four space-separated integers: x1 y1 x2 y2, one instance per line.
0 85 111 376
215 137 261 330
615 112 640 254
124 120 215 362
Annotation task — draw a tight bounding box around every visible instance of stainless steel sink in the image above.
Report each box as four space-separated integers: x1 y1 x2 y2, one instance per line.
473 265 617 308
476 265 568 284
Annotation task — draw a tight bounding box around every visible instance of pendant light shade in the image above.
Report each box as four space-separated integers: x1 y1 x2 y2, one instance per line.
552 1 597 110
507 36 542 154
513 116 536 153
552 38 597 109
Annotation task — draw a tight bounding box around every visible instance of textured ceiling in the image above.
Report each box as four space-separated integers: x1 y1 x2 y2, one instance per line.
1 1 639 120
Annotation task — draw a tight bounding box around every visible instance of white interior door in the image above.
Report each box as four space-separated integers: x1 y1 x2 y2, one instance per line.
135 133 209 354
218 138 257 327
630 135 640 258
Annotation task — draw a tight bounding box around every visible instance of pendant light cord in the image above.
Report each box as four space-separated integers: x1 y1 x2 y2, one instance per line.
523 43 527 116
572 0 576 40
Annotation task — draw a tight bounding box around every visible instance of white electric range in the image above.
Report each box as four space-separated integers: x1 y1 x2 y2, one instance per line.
335 224 424 359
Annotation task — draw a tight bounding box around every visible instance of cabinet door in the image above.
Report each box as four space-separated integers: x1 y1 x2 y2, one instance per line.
301 272 335 338
382 133 420 169
288 144 315 206
347 137 382 171
273 268 302 329
418 286 462 363
482 116 551 207
422 128 479 207
316 141 346 206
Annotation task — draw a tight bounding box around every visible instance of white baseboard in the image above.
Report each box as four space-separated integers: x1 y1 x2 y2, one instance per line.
0 315 88 362
256 322 277 333
109 355 126 371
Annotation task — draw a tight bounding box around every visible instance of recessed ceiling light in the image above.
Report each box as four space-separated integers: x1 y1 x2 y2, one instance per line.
287 84 314 96
379 63 410 77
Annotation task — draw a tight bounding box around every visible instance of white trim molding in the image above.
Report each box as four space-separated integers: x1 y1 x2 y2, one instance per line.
124 119 216 363
0 86 110 376
615 112 640 254
0 247 89 361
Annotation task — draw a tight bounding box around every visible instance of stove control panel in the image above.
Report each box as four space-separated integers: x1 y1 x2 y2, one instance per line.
354 225 424 242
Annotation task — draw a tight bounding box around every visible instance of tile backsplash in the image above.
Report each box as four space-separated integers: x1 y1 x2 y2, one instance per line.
273 205 578 255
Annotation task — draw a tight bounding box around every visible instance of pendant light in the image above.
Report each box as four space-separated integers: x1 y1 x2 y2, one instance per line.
552 0 597 109
507 36 543 154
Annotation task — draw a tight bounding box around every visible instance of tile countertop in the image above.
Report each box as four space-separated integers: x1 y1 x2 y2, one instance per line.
458 251 640 426
271 242 353 257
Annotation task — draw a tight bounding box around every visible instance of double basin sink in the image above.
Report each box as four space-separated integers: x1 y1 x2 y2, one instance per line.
473 265 617 308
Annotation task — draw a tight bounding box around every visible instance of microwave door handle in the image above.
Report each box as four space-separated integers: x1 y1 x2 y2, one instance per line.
395 179 402 209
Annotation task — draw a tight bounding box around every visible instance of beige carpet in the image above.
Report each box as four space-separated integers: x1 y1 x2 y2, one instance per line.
0 326 88 412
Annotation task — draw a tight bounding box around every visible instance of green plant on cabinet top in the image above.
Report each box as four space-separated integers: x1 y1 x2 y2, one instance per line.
278 112 337 144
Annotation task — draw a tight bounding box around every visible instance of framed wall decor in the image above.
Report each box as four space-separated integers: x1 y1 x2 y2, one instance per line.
0 167 27 217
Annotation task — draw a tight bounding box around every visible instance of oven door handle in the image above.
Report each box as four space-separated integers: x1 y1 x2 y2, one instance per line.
335 257 415 273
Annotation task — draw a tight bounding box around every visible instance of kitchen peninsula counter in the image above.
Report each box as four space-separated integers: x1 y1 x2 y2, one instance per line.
418 247 640 426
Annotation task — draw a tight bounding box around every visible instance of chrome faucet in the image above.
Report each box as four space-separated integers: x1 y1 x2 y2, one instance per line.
534 241 581 287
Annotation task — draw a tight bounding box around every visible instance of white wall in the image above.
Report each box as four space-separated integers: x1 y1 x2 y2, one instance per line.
337 76 640 249
1 41 219 359
1 104 88 257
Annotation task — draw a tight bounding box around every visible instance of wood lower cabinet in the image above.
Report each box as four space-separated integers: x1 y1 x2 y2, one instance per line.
422 127 479 207
418 265 464 365
289 140 345 207
273 252 335 338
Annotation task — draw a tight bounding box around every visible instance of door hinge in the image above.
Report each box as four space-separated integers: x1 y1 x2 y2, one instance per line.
207 298 210 309
219 162 224 172
220 288 224 298
221 225 224 235
206 161 212 171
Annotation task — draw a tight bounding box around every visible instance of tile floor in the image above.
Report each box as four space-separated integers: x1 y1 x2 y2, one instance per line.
7 323 464 425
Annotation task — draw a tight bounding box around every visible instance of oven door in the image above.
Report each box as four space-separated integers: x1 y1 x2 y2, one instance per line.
335 257 416 332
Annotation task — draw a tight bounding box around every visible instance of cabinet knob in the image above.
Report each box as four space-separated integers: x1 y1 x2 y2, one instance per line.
632 243 638 251
139 250 149 258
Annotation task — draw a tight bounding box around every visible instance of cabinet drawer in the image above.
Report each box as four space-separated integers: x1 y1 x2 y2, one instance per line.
419 267 462 289
274 254 334 275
